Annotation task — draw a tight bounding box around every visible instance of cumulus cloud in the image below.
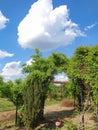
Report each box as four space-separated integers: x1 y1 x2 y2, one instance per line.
54 72 69 82
0 50 14 59
54 72 69 86
0 11 9 29
17 0 84 51
26 59 35 65
0 61 22 81
84 23 97 31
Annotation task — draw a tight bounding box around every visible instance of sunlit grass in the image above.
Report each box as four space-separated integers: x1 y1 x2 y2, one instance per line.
0 98 15 112
0 98 61 112
45 98 62 106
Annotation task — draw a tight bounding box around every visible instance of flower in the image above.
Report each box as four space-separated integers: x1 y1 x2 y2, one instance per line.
55 121 61 127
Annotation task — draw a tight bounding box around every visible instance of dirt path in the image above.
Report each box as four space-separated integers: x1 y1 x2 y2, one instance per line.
0 104 74 130
0 110 15 122
0 104 96 130
45 103 74 119
0 104 74 122
36 104 74 130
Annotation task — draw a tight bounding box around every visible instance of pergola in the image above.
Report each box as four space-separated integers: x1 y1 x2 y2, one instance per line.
53 81 69 84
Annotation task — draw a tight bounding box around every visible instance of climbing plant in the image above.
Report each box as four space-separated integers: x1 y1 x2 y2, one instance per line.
22 49 68 129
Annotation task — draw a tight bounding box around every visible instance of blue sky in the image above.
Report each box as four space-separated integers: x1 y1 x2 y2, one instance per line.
0 0 98 81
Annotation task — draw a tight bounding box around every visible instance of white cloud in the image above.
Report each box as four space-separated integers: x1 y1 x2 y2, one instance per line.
54 72 69 86
26 59 35 65
54 72 69 82
0 50 14 59
0 11 9 29
0 61 22 81
84 23 97 31
17 0 84 51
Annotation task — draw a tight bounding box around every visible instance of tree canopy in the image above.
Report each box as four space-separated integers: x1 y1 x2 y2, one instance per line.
23 49 68 129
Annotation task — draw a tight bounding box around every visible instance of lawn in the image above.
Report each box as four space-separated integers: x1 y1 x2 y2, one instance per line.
0 98 15 112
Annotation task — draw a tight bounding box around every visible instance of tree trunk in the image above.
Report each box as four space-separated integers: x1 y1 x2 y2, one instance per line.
15 101 18 126
81 113 85 130
24 80 47 130
96 103 98 128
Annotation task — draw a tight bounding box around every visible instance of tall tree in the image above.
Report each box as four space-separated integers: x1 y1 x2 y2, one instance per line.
67 45 98 129
67 46 90 110
23 49 68 129
87 45 98 127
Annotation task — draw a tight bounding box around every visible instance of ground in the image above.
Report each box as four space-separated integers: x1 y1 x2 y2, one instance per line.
0 102 97 130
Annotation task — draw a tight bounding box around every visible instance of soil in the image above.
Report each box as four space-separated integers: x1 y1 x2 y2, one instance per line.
0 103 97 130
0 110 16 122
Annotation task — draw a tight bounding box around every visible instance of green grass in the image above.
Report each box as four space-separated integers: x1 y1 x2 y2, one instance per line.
0 98 61 112
0 98 15 112
45 98 61 106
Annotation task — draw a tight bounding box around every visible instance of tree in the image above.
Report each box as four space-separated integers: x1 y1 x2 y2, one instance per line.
23 49 68 129
10 78 24 125
67 46 90 110
67 45 98 129
87 45 98 127
0 76 6 97
4 80 13 98
67 46 91 130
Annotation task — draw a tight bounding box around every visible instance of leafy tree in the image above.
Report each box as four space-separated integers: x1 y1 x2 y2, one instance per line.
0 77 24 125
0 77 14 99
23 49 68 129
87 45 98 126
0 80 4 97
4 80 13 98
67 45 98 129
10 78 24 125
67 46 90 110
0 76 5 97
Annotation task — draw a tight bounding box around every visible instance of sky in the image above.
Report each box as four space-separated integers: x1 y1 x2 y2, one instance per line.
0 0 98 81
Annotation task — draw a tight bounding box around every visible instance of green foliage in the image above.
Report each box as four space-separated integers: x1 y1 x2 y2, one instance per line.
64 82 73 98
10 78 24 106
8 78 25 126
48 52 68 73
63 120 77 130
0 76 6 97
48 83 59 100
67 45 98 130
24 70 47 128
23 49 68 129
87 46 98 102
0 77 24 126
67 46 97 110
67 46 90 80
